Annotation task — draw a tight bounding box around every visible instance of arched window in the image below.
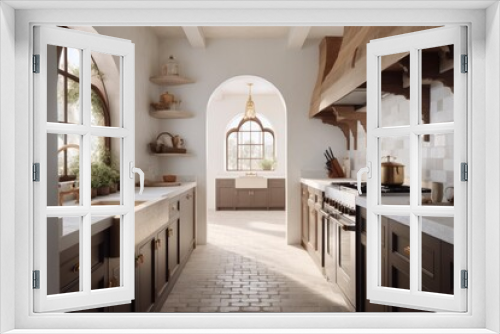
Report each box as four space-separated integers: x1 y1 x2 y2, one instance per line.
226 116 275 171
56 46 110 180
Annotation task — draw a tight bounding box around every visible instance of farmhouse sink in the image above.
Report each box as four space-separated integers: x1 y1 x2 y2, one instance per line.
235 176 268 189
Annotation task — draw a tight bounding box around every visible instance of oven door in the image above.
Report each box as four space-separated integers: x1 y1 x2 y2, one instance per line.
335 215 356 309
324 212 336 282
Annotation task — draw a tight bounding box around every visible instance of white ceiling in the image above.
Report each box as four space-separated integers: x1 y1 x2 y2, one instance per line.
149 26 344 40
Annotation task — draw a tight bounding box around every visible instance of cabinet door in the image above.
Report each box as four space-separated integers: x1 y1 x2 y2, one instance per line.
136 238 155 312
217 187 235 209
168 220 180 278
180 190 195 262
301 185 309 244
236 190 252 208
252 189 268 209
156 229 168 298
421 233 442 293
308 196 316 249
269 187 285 209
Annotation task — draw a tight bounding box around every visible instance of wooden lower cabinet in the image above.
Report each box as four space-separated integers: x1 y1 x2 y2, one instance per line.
136 237 156 312
216 178 285 210
156 228 169 298
301 184 324 271
179 189 195 263
167 219 180 278
357 206 454 312
301 184 309 245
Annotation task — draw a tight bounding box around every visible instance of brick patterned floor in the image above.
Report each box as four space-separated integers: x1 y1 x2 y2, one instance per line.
159 210 350 313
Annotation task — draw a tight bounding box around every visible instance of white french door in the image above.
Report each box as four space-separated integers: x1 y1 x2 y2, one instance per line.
33 26 139 312
364 26 467 312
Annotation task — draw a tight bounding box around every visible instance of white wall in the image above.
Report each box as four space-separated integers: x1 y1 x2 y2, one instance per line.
207 92 286 210
93 26 161 182
157 38 346 244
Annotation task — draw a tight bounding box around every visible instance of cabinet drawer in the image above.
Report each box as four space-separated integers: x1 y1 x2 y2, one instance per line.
268 179 285 188
216 179 235 188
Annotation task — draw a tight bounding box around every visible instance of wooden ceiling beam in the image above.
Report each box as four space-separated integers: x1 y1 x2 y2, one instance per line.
287 26 311 50
182 26 206 48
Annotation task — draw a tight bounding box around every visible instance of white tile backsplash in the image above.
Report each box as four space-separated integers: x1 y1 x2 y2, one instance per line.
347 82 455 190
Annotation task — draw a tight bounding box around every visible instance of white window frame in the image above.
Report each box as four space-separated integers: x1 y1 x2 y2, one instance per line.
32 26 136 312
365 26 467 312
1 2 497 333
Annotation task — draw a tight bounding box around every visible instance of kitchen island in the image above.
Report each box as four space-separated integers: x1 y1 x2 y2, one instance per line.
54 183 196 312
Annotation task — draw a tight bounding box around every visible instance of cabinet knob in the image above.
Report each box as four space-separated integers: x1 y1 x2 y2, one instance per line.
135 254 144 266
404 246 410 256
155 238 162 250
186 194 192 200
167 228 174 237
72 262 79 273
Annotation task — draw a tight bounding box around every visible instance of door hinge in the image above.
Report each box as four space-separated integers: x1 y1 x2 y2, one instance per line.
461 270 468 289
33 54 40 73
461 54 468 73
33 163 40 182
33 270 40 289
461 162 468 181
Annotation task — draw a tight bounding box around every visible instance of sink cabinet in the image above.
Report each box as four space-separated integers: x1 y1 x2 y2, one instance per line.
216 178 285 210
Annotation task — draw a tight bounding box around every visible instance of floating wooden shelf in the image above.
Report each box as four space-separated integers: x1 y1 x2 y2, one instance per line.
152 153 192 157
149 109 193 119
149 75 194 86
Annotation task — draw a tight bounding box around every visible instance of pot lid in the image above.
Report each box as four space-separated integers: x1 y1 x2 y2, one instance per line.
381 156 404 167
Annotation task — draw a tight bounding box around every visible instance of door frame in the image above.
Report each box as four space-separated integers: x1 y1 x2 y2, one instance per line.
2 2 496 333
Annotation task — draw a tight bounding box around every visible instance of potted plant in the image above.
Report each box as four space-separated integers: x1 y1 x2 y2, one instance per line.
95 163 111 196
260 158 275 171
109 169 120 193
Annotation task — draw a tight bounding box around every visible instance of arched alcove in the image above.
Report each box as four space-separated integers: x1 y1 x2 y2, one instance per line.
206 74 287 216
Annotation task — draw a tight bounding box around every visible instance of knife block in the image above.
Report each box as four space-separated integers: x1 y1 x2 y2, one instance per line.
328 158 345 178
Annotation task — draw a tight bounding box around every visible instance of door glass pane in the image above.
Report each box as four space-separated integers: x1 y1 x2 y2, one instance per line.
420 133 454 206
420 45 454 124
380 52 410 127
91 136 121 203
48 216 81 295
379 136 410 205
381 215 410 290
47 133 81 206
419 216 454 295
47 45 81 124
90 51 121 128
91 215 121 290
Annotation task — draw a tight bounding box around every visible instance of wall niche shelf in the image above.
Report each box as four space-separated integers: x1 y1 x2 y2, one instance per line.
149 75 194 86
149 109 193 119
152 153 192 157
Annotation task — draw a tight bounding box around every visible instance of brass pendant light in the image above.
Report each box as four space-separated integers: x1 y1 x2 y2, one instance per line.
243 83 256 120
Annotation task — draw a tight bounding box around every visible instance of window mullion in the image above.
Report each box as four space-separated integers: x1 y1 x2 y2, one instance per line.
81 48 92 293
409 47 420 294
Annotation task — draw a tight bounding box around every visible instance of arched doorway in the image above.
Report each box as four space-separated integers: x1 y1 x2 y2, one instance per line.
206 75 287 240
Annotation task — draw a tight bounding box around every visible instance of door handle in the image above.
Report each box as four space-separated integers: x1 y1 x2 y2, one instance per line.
356 162 371 195
129 162 145 194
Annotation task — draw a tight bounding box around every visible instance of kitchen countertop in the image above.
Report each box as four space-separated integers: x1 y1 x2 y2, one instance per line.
300 178 356 192
356 195 454 244
215 175 286 179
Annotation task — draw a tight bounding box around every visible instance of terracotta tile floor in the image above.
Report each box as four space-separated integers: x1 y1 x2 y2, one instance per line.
159 210 350 313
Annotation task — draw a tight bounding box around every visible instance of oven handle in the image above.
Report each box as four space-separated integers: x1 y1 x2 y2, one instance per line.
334 216 356 232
